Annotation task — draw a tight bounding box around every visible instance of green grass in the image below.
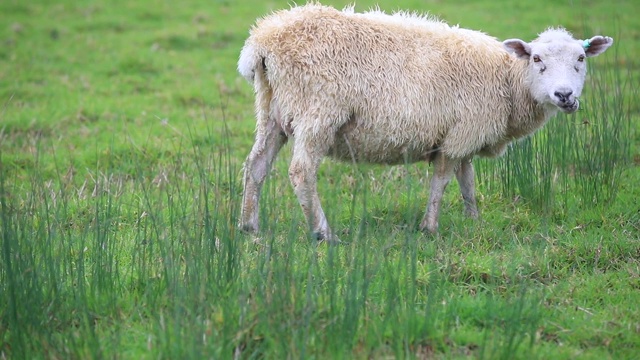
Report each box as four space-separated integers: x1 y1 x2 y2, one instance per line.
1 0 639 358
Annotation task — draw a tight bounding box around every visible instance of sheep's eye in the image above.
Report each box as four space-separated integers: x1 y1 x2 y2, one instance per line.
532 55 541 63
578 55 585 62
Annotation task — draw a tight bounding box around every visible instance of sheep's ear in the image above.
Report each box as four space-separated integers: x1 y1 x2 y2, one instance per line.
503 39 532 60
582 36 614 57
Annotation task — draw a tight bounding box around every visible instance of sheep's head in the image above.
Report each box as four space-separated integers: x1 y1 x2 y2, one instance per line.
503 29 613 114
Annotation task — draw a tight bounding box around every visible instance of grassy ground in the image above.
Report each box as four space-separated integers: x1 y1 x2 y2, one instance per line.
1 0 639 358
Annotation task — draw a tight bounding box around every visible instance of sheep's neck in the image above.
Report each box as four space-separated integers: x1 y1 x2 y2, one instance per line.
505 62 556 140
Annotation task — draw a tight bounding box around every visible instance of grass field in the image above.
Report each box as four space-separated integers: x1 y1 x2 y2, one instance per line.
1 0 639 358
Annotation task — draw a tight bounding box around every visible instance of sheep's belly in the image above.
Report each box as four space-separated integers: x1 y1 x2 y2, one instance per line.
327 133 438 165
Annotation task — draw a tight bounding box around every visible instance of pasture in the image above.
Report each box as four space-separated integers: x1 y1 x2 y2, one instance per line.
1 0 639 358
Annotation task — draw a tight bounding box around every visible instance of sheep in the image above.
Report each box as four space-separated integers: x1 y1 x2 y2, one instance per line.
237 3 613 242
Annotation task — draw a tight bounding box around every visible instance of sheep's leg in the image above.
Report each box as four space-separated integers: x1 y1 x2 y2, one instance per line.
240 119 288 234
455 158 479 218
288 134 336 242
420 154 459 233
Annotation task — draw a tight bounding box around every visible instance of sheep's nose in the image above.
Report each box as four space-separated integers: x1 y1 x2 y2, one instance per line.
554 89 573 103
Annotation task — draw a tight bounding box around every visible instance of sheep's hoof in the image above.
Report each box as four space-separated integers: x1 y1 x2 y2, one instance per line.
239 224 266 244
239 223 258 234
464 209 479 219
418 221 438 235
313 232 347 245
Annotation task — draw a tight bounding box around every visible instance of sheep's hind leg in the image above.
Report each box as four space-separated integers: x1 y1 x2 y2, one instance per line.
240 119 288 234
420 154 459 233
288 133 337 243
455 158 479 218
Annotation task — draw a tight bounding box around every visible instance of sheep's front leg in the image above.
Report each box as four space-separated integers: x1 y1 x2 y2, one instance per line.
240 119 288 234
288 135 336 242
420 154 459 233
455 158 479 218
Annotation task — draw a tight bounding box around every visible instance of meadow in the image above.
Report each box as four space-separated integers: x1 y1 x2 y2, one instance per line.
1 0 639 358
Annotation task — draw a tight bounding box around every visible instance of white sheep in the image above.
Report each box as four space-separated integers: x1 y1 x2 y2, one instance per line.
237 3 613 242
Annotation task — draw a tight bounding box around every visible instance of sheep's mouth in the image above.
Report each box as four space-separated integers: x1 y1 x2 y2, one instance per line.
559 100 579 114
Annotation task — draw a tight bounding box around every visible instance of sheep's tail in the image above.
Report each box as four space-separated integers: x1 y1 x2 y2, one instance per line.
238 41 273 135
238 41 266 83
